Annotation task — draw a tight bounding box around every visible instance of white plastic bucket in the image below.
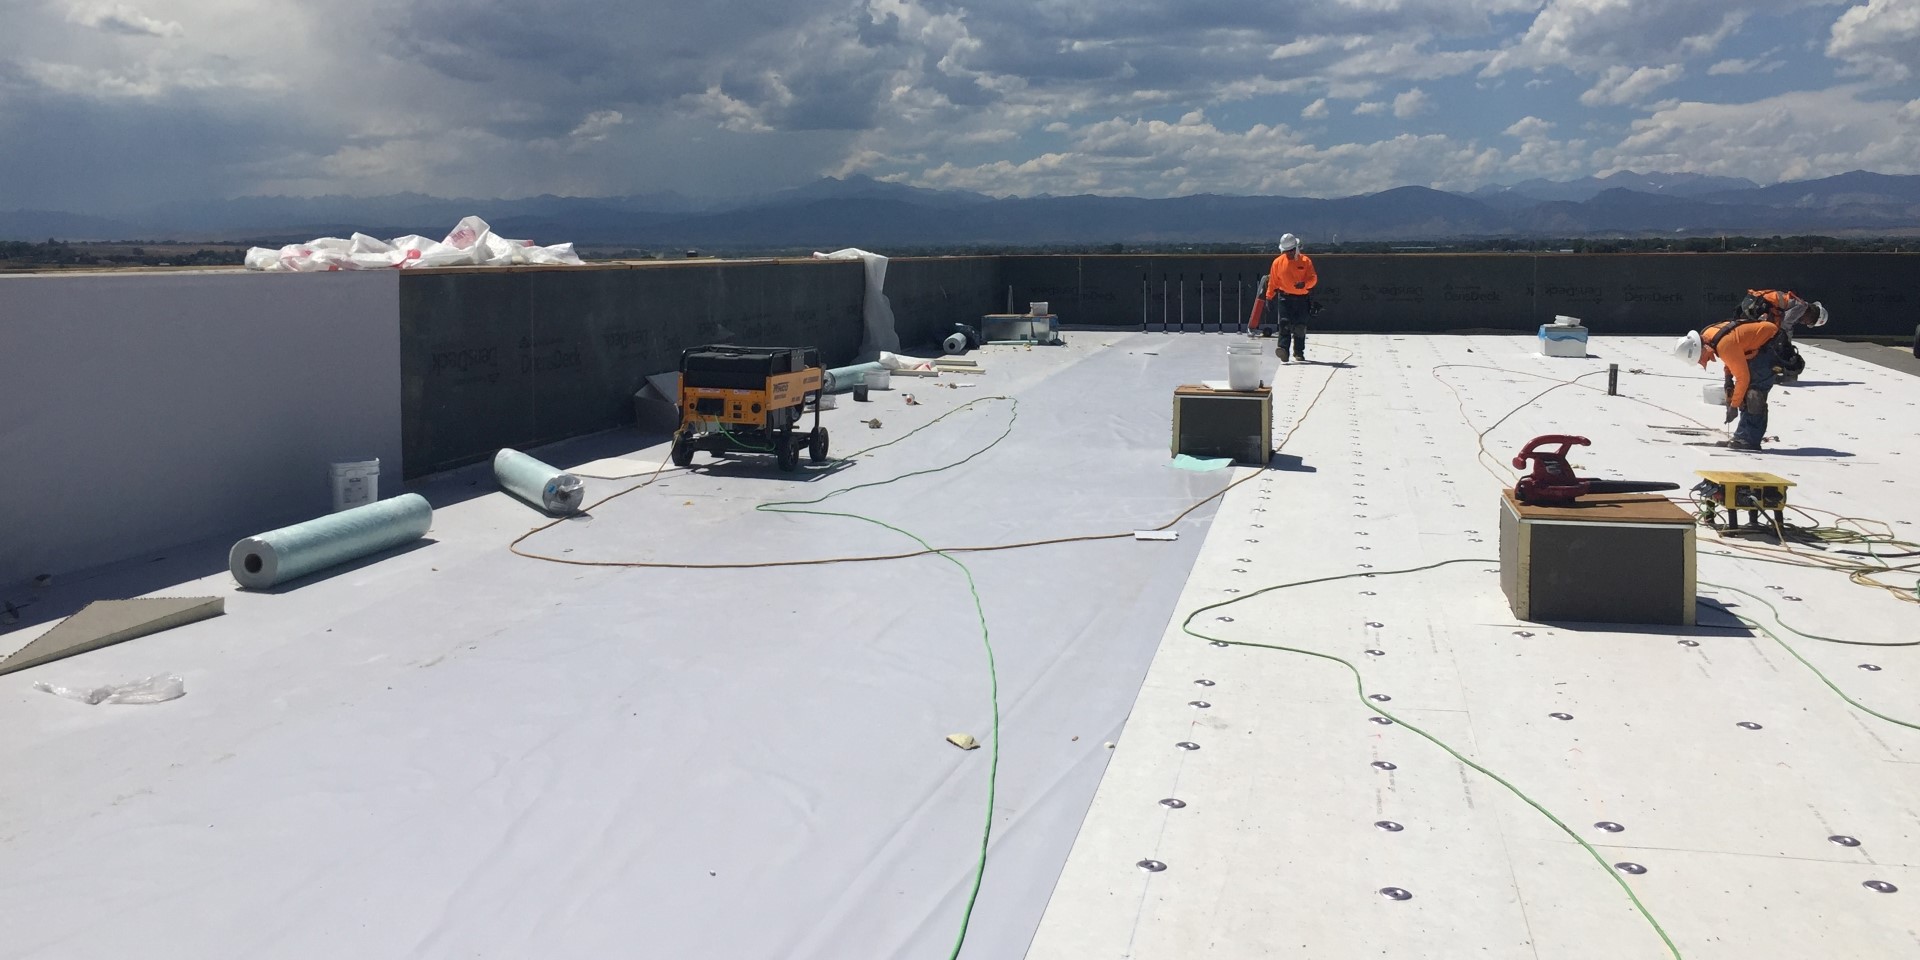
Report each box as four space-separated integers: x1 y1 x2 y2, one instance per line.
865 368 892 390
329 459 380 513
1227 344 1261 391
1702 383 1727 405
1029 301 1049 317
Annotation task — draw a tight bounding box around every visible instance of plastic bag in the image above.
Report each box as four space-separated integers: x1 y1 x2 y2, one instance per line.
33 674 186 705
244 217 584 271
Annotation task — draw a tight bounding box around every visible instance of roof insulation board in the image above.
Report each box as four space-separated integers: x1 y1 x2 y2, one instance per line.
1028 333 1920 960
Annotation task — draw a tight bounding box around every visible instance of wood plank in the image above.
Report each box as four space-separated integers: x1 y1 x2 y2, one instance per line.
1502 489 1694 525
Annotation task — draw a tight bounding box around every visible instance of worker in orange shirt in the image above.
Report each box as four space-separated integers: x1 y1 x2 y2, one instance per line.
1739 288 1827 382
1674 316 1783 451
1262 233 1318 362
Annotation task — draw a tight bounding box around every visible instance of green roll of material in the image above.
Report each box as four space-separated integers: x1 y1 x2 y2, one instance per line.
822 361 885 394
493 448 585 515
229 493 433 590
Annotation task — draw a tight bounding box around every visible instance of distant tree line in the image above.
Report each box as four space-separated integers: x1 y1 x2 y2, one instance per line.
0 239 242 269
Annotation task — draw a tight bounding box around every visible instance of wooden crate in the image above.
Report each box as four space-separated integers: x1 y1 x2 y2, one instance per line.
1498 490 1697 626
1172 384 1272 465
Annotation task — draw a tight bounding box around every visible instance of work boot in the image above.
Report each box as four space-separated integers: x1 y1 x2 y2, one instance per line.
1276 346 1290 362
1726 439 1761 451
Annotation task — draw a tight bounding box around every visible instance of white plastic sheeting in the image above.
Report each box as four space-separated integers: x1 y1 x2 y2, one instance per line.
244 216 584 272
813 247 902 357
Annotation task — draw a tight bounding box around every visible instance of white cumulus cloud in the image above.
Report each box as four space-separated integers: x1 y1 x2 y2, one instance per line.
1301 97 1330 119
1504 115 1556 138
1828 0 1920 81
64 2 183 38
1393 87 1433 118
1579 64 1685 106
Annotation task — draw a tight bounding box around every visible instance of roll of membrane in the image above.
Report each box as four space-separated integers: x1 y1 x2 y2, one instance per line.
822 362 885 394
493 448 585 515
229 493 433 590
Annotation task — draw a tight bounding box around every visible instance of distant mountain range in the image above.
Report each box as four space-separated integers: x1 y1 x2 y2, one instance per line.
5 171 1919 247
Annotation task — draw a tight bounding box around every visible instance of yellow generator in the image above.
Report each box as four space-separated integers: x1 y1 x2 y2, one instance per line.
671 345 828 471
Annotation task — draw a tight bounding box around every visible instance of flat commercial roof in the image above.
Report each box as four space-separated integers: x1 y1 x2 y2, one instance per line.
1030 333 1919 959
3 332 1915 959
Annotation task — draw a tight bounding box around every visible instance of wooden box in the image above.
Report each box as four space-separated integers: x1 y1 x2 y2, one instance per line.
1172 384 1272 465
1498 491 1696 625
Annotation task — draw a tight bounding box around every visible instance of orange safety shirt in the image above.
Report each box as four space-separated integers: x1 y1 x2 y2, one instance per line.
1748 288 1805 325
1267 252 1318 298
1702 319 1781 408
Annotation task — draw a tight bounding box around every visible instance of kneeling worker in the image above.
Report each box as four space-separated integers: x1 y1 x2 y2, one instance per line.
1674 316 1782 451
1264 233 1318 362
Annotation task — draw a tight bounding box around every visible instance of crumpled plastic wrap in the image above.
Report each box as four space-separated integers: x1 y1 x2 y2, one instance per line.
33 674 186 705
244 216 584 272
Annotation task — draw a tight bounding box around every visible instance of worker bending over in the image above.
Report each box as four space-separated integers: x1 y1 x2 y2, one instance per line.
1263 233 1318 363
1740 288 1828 383
1675 317 1783 451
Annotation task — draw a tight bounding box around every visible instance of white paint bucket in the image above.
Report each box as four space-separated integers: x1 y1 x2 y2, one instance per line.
865 368 892 390
1227 342 1262 391
329 459 380 512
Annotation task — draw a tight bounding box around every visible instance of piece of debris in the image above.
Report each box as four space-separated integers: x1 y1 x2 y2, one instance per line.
1104 741 1116 749
1134 530 1179 541
947 733 980 750
903 394 920 406
0 597 224 677
866 418 883 429
1169 454 1232 472
33 674 186 705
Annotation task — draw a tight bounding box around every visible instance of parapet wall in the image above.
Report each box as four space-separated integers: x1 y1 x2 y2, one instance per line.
0 271 404 585
1002 253 1918 335
396 255 1002 477
6 251 1914 581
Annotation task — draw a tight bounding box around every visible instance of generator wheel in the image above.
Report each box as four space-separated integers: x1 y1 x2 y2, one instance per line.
670 431 695 467
776 429 800 472
808 427 829 463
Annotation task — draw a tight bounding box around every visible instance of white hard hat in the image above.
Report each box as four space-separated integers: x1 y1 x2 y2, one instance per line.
1809 301 1829 327
1278 233 1300 251
1672 330 1703 366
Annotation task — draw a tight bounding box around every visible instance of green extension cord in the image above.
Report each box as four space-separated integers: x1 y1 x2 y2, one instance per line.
1178 559 1686 960
752 397 1019 960
1699 580 1920 732
714 420 774 451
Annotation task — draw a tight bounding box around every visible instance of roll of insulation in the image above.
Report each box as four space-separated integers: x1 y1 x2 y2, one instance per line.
493 448 585 515
943 332 968 354
229 493 433 590
822 361 885 394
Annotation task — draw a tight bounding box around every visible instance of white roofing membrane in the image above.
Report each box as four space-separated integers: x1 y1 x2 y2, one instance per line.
3 332 1916 960
1029 333 1920 959
0 335 1228 959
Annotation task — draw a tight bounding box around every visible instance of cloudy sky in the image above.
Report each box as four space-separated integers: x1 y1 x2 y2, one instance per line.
3 0 1919 211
